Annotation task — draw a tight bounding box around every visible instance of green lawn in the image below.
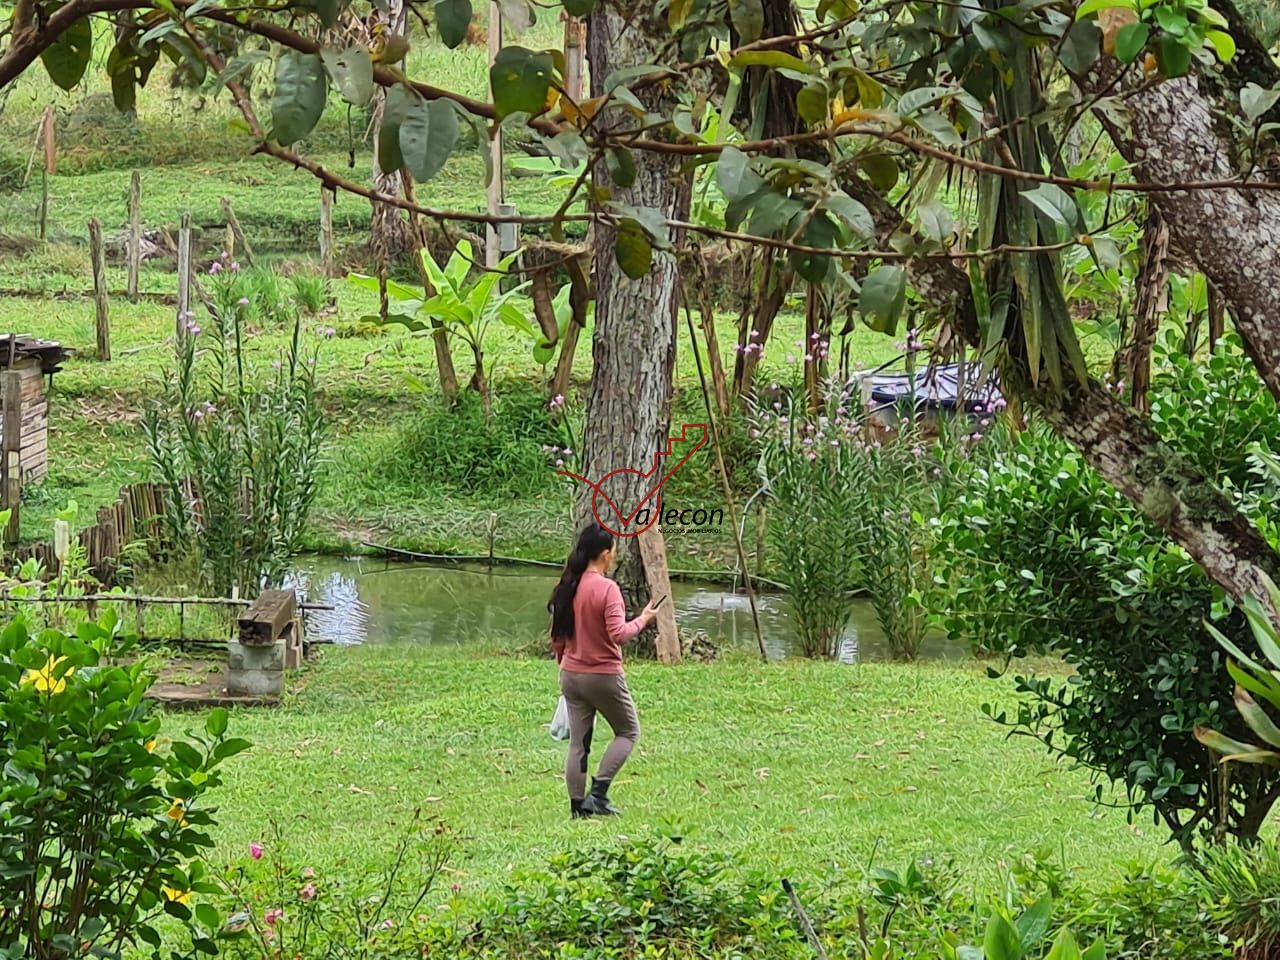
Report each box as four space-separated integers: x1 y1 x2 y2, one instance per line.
190 645 1166 895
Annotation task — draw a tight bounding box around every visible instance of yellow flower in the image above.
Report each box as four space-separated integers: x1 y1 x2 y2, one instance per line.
144 740 157 753
162 886 193 906
21 655 72 695
165 800 190 827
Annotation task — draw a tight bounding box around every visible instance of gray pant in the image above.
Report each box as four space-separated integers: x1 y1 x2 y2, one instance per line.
559 669 640 800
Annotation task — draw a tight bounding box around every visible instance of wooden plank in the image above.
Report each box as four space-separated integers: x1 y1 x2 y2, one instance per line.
127 172 141 303
320 187 334 277
637 525 681 664
238 589 296 645
1 372 21 547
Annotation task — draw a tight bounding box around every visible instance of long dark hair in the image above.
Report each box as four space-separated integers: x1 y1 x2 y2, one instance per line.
549 523 614 639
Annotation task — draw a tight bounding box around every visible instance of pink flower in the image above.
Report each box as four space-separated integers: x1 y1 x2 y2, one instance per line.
301 867 316 879
230 261 241 272
549 394 565 410
237 297 250 307
380 919 394 930
451 883 461 895
250 842 264 860
265 908 284 926
321 327 336 339
209 262 222 275
750 329 761 340
300 883 317 902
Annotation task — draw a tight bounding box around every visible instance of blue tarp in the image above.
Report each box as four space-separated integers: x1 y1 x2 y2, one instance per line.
866 362 1002 414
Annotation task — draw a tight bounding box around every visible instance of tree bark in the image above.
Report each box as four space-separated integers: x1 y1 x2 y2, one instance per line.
580 1 689 635
1120 206 1170 412
1037 382 1280 613
1082 58 1280 401
368 0 413 260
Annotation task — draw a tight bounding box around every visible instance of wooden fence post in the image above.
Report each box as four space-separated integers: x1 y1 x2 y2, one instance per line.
89 219 111 361
220 197 254 266
127 171 141 303
320 187 334 277
38 106 55 242
486 0 504 269
2 372 22 547
177 212 192 336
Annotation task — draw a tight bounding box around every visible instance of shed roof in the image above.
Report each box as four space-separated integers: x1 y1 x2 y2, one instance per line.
0 335 72 375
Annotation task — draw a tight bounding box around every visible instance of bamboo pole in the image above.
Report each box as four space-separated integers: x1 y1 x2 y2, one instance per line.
485 1 504 268
177 212 192 336
220 197 255 265
679 287 767 661
320 186 334 277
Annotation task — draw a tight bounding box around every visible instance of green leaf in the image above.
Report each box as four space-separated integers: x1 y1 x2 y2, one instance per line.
491 46 555 119
916 200 956 241
983 913 1023 960
1205 29 1235 62
1045 926 1083 960
1156 35 1193 76
1113 22 1150 64
1242 83 1280 123
436 0 473 47
321 46 375 107
716 146 752 200
729 0 765 42
790 213 838 284
499 0 535 33
1075 0 1132 18
796 83 829 125
378 85 413 173
303 0 341 28
271 52 328 145
1015 897 1053 948
860 154 899 191
1090 236 1121 273
823 195 875 239
669 0 695 29
614 219 653 279
1059 20 1101 75
400 96 460 183
1194 725 1280 764
213 50 271 94
1021 183 1079 231
859 265 906 334
1081 938 1107 960
727 51 815 73
1235 686 1280 748
564 0 594 13
606 147 637 188
205 707 228 738
41 16 94 92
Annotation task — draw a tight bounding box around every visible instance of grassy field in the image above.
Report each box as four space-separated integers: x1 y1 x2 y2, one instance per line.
189 645 1166 894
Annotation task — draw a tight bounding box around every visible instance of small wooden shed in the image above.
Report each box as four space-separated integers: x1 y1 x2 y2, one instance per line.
0 335 71 484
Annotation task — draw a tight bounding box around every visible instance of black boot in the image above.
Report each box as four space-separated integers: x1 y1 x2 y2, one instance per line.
570 798 592 819
584 778 619 816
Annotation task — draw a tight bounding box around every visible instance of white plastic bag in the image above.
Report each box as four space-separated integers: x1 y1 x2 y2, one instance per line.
549 695 571 741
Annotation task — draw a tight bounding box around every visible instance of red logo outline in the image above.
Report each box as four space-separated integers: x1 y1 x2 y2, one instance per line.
557 424 709 537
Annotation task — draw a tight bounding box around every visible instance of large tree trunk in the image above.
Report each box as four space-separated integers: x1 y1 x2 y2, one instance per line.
579 2 688 655
369 0 413 259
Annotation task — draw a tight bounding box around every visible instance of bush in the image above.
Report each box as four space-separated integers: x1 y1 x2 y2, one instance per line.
935 336 1280 848
0 616 248 958
380 387 562 499
144 262 326 595
1190 839 1280 959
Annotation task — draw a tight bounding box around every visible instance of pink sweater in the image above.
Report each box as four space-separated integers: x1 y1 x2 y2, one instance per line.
555 570 646 674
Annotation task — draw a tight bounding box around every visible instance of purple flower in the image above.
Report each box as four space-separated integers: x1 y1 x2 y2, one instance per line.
209 262 222 275
555 459 564 467
549 394 565 410
300 883 317 902
237 297 250 307
786 355 797 364
184 320 202 337
804 353 814 362
230 261 241 272
750 329 761 340
980 418 991 426
220 251 230 261
749 429 760 439
321 327 336 339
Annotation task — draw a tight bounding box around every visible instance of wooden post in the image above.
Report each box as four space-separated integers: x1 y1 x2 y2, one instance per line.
38 107 55 242
320 186 334 277
220 197 254 265
563 14 585 103
89 219 111 361
486 1 503 268
177 212 192 337
127 171 141 303
637 526 681 664
2 372 22 547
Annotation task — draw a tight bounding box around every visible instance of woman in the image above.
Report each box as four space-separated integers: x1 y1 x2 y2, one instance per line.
548 523 661 818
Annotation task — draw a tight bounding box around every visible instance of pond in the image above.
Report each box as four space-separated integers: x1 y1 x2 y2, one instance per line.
286 556 967 662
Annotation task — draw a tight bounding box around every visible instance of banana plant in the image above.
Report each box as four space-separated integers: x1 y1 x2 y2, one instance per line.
1195 571 1280 766
941 899 1106 960
348 239 535 416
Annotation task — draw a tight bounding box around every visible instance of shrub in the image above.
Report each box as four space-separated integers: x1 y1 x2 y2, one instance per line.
0 616 248 958
216 816 451 959
1189 839 1280 959
143 267 326 596
754 385 862 658
289 272 331 316
380 387 561 499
